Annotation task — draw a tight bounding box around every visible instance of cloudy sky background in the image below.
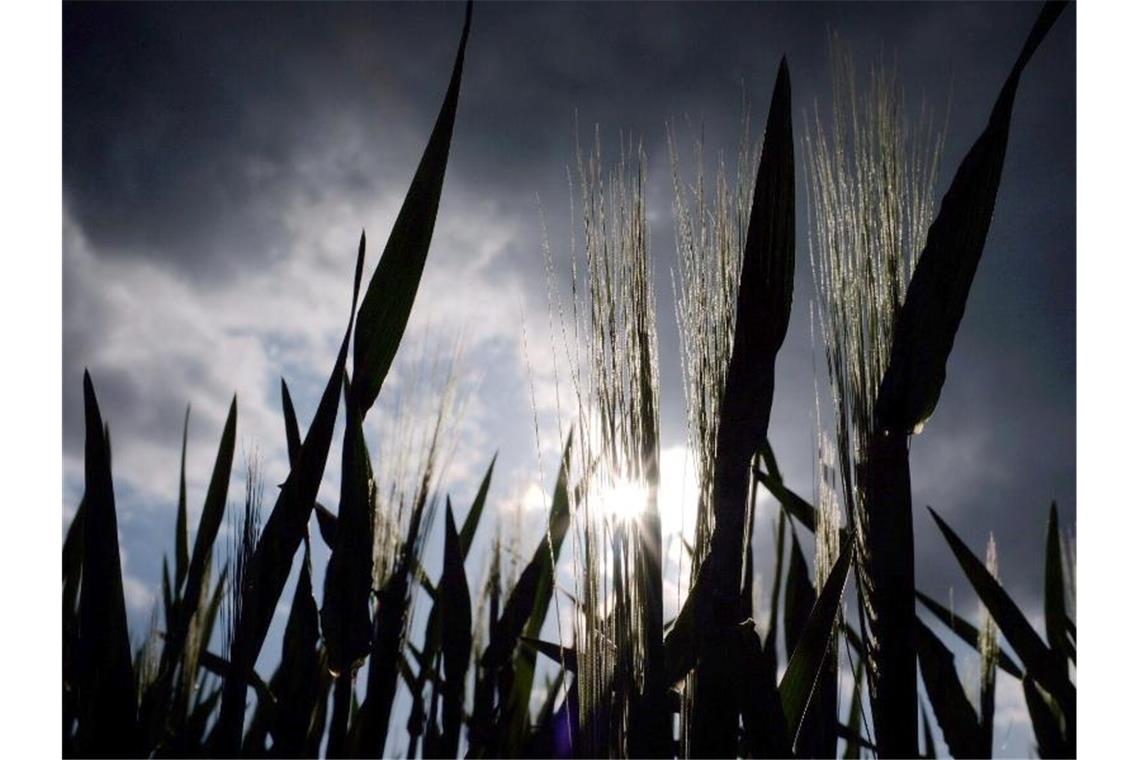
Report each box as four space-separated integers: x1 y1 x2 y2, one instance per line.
62 2 1074 756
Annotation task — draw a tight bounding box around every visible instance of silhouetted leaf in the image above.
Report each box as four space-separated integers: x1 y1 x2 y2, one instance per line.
178 397 237 637
779 540 852 749
176 404 190 592
460 454 496 558
522 637 577 673
198 650 274 709
216 231 367 754
321 382 374 676
916 619 983 758
281 378 302 467
1023 676 1067 758
269 541 323 756
76 370 138 755
928 507 1074 717
691 58 795 756
439 504 472 757
739 623 790 758
314 502 337 550
875 1 1069 433
916 589 1024 679
350 0 473 417
842 657 865 759
784 527 815 659
1044 502 1068 662
481 433 572 671
921 702 937 759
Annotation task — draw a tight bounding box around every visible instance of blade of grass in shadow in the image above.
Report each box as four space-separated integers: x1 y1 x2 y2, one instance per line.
688 57 795 756
214 233 366 754
1023 675 1068 758
522 637 578 673
176 405 190 592
764 508 788 654
916 619 983 758
921 703 937 759
481 434 573 673
485 436 573 755
404 456 493 755
875 0 1069 434
322 382 375 755
842 656 864 759
76 370 138 755
859 10 1067 753
63 497 86 749
350 0 473 417
460 454 496 556
916 590 1024 679
784 527 815 661
927 507 1073 710
265 540 323 756
352 484 430 756
281 378 302 466
439 504 473 758
738 623 790 758
1044 502 1068 665
315 501 338 550
144 397 237 747
778 540 852 751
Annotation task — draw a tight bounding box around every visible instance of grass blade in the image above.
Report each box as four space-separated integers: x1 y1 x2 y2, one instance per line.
779 540 852 750
1044 502 1068 662
215 234 366 753
459 453 496 558
350 0 473 417
315 501 338 550
1023 676 1068 758
875 0 1069 434
842 657 865 759
522 637 578 673
927 507 1073 710
915 619 983 758
321 384 375 678
916 590 1024 679
176 404 190 592
692 57 795 756
76 370 138 755
178 397 237 636
739 624 790 758
280 378 302 467
439 504 473 758
480 434 573 672
784 527 815 660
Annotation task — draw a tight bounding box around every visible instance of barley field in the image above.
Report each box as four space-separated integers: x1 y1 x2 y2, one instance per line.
61 1 1075 758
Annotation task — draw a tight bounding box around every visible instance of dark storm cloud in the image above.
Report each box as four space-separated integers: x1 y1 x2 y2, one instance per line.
63 0 1073 658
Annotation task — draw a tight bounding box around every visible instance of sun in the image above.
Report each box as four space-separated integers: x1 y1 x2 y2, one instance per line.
597 475 650 524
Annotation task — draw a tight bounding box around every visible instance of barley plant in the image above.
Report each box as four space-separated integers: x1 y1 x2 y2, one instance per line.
62 2 1075 758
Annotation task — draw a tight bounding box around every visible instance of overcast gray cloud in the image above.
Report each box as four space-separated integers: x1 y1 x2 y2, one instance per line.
63 2 1074 755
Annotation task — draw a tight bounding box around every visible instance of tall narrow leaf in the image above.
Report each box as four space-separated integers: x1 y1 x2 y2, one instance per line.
928 507 1073 711
350 0 473 417
915 619 983 758
321 383 375 677
874 0 1069 433
439 504 472 758
779 540 852 749
691 57 794 756
76 371 138 755
176 404 190 592
1044 502 1068 661
215 233 366 753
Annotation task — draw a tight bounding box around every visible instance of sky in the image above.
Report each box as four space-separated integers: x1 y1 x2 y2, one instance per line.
62 2 1074 756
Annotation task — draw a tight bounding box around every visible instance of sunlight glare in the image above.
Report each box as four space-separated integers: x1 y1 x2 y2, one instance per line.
598 475 649 523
